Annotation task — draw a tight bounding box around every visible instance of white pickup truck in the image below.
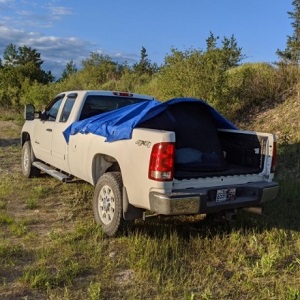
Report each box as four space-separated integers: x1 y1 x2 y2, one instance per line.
21 90 279 236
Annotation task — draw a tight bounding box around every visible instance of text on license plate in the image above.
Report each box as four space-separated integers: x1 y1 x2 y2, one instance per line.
216 188 236 202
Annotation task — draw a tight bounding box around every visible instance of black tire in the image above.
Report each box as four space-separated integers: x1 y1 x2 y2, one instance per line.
93 172 125 236
22 141 40 178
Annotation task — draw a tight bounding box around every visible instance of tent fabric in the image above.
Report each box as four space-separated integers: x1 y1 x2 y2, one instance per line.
63 98 237 143
137 101 229 171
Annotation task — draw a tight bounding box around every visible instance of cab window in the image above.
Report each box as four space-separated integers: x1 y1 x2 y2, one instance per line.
44 95 65 121
59 96 76 122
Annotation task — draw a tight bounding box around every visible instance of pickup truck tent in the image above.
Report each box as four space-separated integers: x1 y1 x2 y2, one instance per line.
63 98 236 143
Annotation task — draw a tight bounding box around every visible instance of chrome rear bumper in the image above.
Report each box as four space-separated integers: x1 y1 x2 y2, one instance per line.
149 181 279 215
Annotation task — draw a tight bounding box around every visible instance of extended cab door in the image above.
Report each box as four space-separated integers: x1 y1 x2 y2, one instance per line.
33 94 65 163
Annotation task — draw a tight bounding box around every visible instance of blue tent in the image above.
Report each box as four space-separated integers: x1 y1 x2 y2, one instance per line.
63 98 237 143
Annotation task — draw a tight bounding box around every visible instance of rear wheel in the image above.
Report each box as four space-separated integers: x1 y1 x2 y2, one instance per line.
22 141 40 178
93 172 125 236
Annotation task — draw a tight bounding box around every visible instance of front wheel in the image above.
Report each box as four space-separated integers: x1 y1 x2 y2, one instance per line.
22 141 40 178
93 172 125 236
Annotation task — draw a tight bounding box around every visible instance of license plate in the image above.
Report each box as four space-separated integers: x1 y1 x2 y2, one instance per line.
216 188 236 202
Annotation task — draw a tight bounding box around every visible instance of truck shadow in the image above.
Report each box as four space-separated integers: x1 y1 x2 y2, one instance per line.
0 138 19 147
128 175 300 240
128 214 262 240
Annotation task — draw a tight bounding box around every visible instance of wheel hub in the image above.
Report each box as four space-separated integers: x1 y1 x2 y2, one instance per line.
99 185 115 225
103 196 110 212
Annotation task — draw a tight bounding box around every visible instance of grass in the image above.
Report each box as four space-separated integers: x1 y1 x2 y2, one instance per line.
0 108 23 123
1 110 300 299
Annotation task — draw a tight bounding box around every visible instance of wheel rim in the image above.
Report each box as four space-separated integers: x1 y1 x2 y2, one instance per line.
98 184 115 225
23 146 30 172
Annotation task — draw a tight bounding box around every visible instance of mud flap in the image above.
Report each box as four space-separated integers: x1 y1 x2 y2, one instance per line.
122 186 144 220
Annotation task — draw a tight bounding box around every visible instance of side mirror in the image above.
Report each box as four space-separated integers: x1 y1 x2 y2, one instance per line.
24 104 35 120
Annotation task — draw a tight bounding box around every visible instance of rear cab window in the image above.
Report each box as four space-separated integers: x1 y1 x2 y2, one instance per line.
79 95 148 121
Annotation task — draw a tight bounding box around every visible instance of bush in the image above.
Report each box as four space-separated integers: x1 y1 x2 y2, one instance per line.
275 63 300 100
19 79 53 110
223 62 300 118
227 63 277 105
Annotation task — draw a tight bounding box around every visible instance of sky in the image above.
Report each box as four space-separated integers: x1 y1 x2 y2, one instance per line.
0 0 294 79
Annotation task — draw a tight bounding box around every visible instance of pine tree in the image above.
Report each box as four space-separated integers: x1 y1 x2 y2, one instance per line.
2 43 53 83
133 47 157 75
61 60 78 81
277 0 300 64
3 43 18 66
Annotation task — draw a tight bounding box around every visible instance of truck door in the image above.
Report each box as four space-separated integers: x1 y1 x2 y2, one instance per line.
33 95 64 163
50 94 76 172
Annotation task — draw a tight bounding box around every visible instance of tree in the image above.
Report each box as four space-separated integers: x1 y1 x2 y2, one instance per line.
0 43 53 108
220 35 244 69
206 32 243 69
17 45 43 67
2 43 53 83
277 0 300 64
158 33 244 108
80 52 120 87
206 32 218 51
3 44 43 68
60 60 78 81
133 46 158 75
3 43 18 66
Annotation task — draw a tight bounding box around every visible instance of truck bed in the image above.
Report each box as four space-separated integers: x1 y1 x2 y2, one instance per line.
138 102 267 180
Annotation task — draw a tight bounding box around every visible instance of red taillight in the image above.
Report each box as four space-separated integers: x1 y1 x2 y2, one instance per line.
271 141 277 173
149 142 175 181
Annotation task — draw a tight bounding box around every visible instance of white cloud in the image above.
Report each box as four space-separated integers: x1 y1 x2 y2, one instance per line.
0 26 93 76
0 1 74 29
48 5 73 18
0 0 13 5
0 25 138 78
0 1 138 78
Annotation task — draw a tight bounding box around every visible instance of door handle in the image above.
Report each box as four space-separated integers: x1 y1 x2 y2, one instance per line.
46 128 52 132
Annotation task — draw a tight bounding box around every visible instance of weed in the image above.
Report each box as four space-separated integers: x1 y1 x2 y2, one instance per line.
0 176 14 199
32 185 50 199
23 254 83 290
0 243 24 259
25 198 38 209
0 212 13 225
24 184 52 209
10 221 28 237
0 200 6 209
286 287 300 300
88 282 102 300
